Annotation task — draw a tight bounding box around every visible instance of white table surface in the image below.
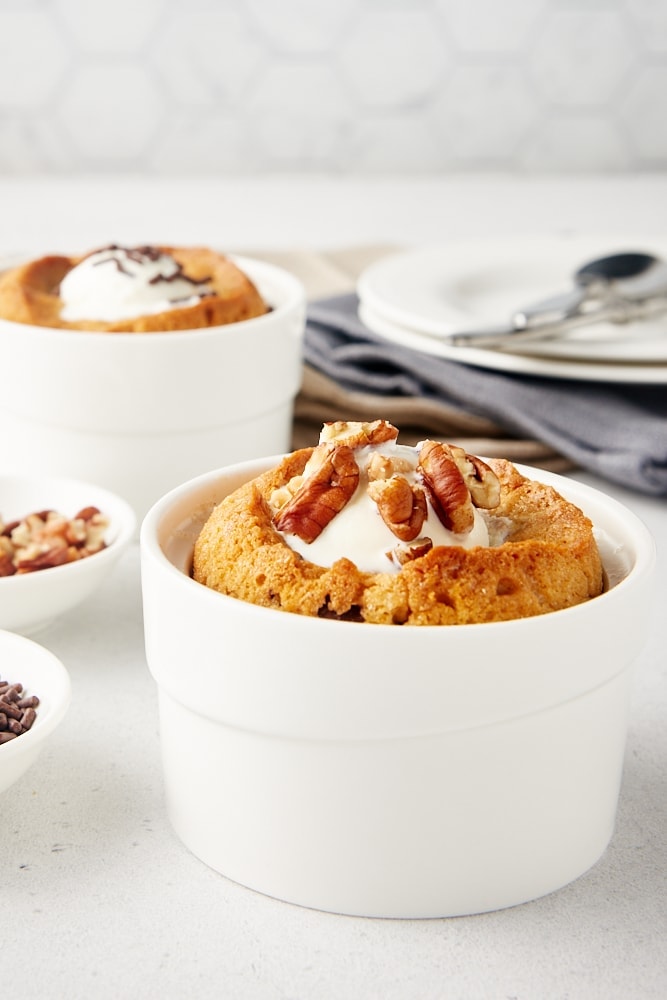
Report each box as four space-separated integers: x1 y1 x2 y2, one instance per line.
2 175 666 1000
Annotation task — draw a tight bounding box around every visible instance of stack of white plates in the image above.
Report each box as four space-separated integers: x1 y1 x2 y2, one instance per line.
357 237 667 383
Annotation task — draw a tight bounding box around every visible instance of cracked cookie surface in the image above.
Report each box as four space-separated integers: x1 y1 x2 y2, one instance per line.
0 245 268 332
193 430 604 626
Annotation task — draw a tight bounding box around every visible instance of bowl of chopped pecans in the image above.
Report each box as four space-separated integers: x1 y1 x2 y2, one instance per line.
0 475 135 634
0 629 71 795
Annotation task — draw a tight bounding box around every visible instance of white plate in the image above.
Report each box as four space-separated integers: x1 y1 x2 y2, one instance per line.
357 237 667 365
358 301 667 384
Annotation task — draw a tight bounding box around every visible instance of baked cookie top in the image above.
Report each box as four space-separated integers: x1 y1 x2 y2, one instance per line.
0 244 268 332
193 420 604 625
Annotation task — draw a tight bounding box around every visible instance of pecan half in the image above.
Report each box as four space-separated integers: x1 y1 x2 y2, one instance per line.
417 440 475 534
448 447 500 510
368 475 427 541
273 444 360 543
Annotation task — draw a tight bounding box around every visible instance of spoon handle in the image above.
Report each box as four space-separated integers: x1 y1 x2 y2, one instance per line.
447 296 667 350
512 286 587 330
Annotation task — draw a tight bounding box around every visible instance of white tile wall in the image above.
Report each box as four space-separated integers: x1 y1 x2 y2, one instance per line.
0 0 665 174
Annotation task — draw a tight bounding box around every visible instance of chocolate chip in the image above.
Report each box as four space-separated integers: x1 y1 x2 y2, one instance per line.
0 676 39 741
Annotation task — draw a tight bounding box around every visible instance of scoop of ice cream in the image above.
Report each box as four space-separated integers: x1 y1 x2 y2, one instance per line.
59 245 214 322
272 421 502 575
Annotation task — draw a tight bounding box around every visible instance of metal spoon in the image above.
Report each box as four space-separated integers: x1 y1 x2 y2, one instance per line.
448 250 667 349
515 251 667 328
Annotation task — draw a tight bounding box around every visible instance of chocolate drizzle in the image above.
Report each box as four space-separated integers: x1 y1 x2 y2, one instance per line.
88 245 212 290
148 265 212 288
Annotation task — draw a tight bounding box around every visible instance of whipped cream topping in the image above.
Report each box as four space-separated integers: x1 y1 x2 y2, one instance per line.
59 245 214 322
282 440 491 575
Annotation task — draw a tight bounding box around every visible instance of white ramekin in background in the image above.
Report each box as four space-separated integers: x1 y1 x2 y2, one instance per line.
0 258 305 521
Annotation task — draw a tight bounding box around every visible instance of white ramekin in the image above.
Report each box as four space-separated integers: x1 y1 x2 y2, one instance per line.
140 458 656 917
0 257 305 520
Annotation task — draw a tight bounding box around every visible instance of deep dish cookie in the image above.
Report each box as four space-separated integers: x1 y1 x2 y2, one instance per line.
193 420 604 625
0 244 268 332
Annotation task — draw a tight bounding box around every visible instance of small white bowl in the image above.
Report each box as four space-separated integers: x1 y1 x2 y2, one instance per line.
0 475 136 634
0 629 71 795
140 459 656 918
0 256 305 520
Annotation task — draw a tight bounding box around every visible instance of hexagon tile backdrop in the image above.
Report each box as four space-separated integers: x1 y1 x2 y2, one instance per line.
0 0 666 174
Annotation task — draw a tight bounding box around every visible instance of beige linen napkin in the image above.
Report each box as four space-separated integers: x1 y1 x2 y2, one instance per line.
246 246 570 471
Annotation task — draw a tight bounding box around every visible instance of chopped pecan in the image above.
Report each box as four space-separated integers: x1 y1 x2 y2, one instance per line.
0 505 109 574
368 475 427 542
15 541 71 573
389 537 434 566
417 440 475 534
65 517 88 546
366 451 413 482
273 444 360 543
11 511 66 547
74 510 108 553
0 540 16 577
319 419 398 449
366 452 393 483
75 505 102 522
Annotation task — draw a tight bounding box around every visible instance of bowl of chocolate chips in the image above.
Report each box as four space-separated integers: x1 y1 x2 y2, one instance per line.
0 244 306 519
0 628 71 796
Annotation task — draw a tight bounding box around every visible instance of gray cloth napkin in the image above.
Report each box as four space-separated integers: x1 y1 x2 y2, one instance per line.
303 293 667 496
